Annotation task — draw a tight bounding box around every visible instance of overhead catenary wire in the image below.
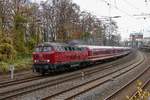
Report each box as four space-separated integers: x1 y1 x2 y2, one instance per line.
100 0 133 17
123 0 140 12
123 0 150 20
100 0 150 20
122 0 150 19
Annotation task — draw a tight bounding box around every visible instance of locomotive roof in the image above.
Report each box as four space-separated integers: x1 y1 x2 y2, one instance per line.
37 42 68 47
37 43 130 50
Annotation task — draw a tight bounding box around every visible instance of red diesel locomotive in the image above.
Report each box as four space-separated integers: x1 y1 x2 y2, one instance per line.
32 42 89 74
32 42 131 75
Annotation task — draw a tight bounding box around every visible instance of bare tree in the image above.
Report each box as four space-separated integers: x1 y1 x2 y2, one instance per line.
0 0 119 46
0 0 14 35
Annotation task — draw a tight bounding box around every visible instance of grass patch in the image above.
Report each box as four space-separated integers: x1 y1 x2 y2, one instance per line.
0 54 32 74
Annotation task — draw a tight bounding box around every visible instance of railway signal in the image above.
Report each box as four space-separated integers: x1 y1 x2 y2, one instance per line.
9 65 15 80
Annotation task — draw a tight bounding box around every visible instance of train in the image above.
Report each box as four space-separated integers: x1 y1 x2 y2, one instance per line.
32 42 131 75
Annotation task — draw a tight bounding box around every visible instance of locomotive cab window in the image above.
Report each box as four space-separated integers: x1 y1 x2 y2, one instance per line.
35 46 42 52
58 46 64 52
54 46 61 52
43 46 52 52
35 46 52 52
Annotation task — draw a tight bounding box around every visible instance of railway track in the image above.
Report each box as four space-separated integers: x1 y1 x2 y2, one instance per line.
0 75 43 88
101 52 150 100
0 51 136 99
41 52 145 100
0 70 36 82
0 51 134 88
0 54 132 88
0 51 140 100
104 65 150 100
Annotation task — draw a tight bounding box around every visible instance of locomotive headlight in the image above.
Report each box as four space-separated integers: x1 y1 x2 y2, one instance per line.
34 60 37 63
47 60 50 62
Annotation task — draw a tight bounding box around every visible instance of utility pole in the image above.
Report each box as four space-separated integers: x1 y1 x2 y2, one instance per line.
108 0 111 46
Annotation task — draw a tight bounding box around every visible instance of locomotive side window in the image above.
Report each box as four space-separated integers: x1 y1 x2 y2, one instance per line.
78 48 82 51
81 47 85 51
64 47 69 51
70 47 75 51
68 47 72 51
74 47 77 51
61 46 65 51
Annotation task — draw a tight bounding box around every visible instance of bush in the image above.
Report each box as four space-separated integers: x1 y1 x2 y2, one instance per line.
27 38 36 52
12 57 32 72
0 43 16 62
0 57 32 74
0 37 13 45
0 62 9 73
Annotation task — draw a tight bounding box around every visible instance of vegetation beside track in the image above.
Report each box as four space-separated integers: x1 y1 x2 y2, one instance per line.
126 81 150 100
0 54 32 74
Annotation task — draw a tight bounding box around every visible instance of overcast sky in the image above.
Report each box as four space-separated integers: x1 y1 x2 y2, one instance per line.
34 0 150 40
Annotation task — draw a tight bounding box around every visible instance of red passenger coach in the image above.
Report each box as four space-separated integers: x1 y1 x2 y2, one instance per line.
32 42 89 75
77 45 131 62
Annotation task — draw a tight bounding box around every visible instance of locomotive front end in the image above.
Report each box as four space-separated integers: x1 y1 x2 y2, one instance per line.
32 44 54 75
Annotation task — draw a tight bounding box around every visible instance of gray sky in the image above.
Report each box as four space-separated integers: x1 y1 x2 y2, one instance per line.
34 0 150 40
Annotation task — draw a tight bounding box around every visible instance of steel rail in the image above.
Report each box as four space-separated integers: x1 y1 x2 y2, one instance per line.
0 76 43 88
